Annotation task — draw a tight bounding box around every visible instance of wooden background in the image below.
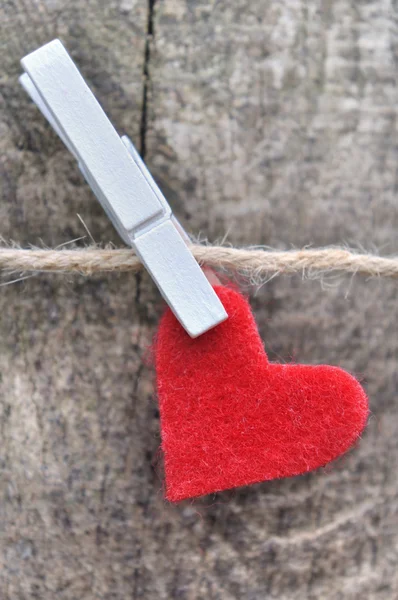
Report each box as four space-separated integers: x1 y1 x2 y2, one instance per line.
1 1 397 598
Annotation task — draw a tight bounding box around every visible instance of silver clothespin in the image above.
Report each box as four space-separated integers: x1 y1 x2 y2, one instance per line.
20 39 227 337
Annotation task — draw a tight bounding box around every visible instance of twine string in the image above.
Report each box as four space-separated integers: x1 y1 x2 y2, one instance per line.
0 245 397 280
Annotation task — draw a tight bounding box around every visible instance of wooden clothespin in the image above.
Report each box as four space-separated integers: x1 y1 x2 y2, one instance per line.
20 39 227 337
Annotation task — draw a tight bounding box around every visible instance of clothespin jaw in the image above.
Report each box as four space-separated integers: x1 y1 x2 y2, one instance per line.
20 39 227 337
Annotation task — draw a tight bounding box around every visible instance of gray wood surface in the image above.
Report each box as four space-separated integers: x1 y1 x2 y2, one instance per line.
1 1 397 598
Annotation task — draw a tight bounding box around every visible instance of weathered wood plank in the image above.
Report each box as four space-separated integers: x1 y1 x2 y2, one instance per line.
0 0 397 599
146 1 398 598
0 2 165 599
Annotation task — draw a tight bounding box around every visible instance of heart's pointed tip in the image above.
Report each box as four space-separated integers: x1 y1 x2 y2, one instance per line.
165 479 186 502
165 493 180 503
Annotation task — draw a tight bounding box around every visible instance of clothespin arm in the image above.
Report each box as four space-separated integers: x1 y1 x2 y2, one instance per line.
20 40 227 337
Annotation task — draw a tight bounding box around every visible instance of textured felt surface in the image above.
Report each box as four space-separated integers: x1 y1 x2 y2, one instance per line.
156 286 369 502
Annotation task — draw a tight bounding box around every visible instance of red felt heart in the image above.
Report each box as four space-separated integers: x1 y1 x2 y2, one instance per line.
155 286 369 502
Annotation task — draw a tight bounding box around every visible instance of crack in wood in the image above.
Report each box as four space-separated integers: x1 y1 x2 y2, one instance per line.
139 0 156 160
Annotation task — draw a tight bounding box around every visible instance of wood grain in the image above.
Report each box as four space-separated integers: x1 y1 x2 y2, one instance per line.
1 1 398 598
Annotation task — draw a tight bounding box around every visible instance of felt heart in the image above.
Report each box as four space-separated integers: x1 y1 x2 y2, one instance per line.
155 286 369 502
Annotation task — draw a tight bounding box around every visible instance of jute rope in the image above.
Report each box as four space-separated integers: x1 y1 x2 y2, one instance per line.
0 245 397 280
